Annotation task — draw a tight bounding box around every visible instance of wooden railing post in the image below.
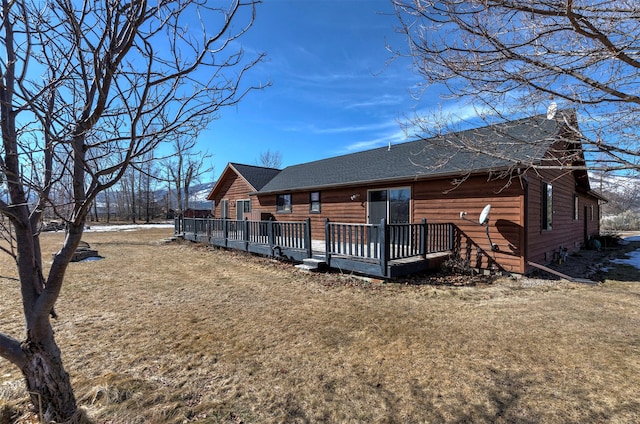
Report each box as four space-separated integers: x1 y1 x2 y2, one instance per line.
420 218 427 256
449 223 455 251
223 218 228 247
268 218 275 254
380 218 389 277
304 218 312 258
243 218 249 250
324 218 331 267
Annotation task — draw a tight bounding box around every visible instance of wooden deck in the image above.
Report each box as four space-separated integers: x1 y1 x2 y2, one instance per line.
176 217 455 278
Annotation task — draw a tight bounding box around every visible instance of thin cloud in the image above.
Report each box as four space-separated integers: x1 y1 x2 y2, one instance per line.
341 129 408 153
283 120 398 135
345 94 404 109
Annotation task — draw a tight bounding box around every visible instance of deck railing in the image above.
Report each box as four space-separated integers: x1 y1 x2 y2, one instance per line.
325 221 382 261
177 217 312 259
324 218 454 276
176 216 455 277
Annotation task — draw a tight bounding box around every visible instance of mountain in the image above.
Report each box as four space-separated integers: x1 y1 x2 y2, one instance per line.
589 172 640 216
187 182 214 210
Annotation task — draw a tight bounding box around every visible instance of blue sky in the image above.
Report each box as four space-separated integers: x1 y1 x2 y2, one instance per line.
201 0 459 177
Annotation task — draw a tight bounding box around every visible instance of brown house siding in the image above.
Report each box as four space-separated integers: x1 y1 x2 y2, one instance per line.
254 176 528 273
412 176 525 273
210 173 254 219
525 169 600 270
209 164 600 275
255 187 369 239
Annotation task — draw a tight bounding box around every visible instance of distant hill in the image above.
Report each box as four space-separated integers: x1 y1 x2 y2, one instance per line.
186 182 214 210
589 172 640 216
90 181 214 217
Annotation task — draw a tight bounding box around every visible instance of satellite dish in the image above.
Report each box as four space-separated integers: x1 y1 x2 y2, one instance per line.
546 101 557 120
479 204 491 226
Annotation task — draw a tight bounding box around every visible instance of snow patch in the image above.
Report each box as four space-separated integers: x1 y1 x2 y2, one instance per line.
610 250 640 270
606 235 640 271
84 223 174 232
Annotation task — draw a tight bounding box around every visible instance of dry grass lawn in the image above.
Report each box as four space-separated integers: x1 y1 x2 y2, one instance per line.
1 226 640 423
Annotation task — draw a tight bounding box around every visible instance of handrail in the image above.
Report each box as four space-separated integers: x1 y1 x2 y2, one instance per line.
180 217 312 257
178 216 455 277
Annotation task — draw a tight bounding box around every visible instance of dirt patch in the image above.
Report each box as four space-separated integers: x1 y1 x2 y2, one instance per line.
538 238 640 282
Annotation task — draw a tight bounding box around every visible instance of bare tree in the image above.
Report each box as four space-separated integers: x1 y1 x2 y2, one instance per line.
257 149 283 168
165 136 212 216
392 0 640 174
0 0 265 421
140 156 162 223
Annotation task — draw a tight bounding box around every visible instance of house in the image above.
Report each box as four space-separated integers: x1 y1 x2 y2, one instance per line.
206 110 604 275
208 162 281 221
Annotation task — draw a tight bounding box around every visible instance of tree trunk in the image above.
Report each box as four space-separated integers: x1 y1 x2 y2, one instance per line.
93 199 99 223
106 190 111 223
130 173 136 224
21 336 77 422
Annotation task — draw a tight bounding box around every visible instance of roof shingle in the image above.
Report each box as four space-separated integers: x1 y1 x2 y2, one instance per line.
258 112 571 194
230 163 281 191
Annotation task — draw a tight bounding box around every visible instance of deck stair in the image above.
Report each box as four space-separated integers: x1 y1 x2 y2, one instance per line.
295 256 327 272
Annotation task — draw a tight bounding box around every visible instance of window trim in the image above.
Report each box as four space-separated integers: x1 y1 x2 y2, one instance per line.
366 186 411 224
541 182 553 230
276 193 292 214
573 193 579 221
309 191 321 214
239 198 251 213
220 199 229 219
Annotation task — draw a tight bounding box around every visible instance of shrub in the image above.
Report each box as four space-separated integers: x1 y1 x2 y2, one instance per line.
601 211 640 231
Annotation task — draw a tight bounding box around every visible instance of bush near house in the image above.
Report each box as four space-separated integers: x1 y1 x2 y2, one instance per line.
601 211 640 231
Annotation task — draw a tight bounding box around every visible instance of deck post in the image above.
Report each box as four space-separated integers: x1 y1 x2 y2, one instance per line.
380 218 389 277
223 218 228 247
420 218 427 256
268 218 275 256
324 218 331 267
304 218 312 258
448 223 454 250
243 218 249 251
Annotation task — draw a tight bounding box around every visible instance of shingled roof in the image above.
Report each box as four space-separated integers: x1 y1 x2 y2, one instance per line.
257 111 577 194
207 163 281 201
229 163 281 191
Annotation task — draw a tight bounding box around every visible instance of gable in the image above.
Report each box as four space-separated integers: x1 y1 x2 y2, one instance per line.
231 163 281 191
207 163 280 201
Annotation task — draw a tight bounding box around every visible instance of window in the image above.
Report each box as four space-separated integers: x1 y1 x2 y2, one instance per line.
236 199 251 220
573 194 579 221
541 182 552 230
220 199 229 219
276 193 292 213
310 191 321 213
368 188 410 224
